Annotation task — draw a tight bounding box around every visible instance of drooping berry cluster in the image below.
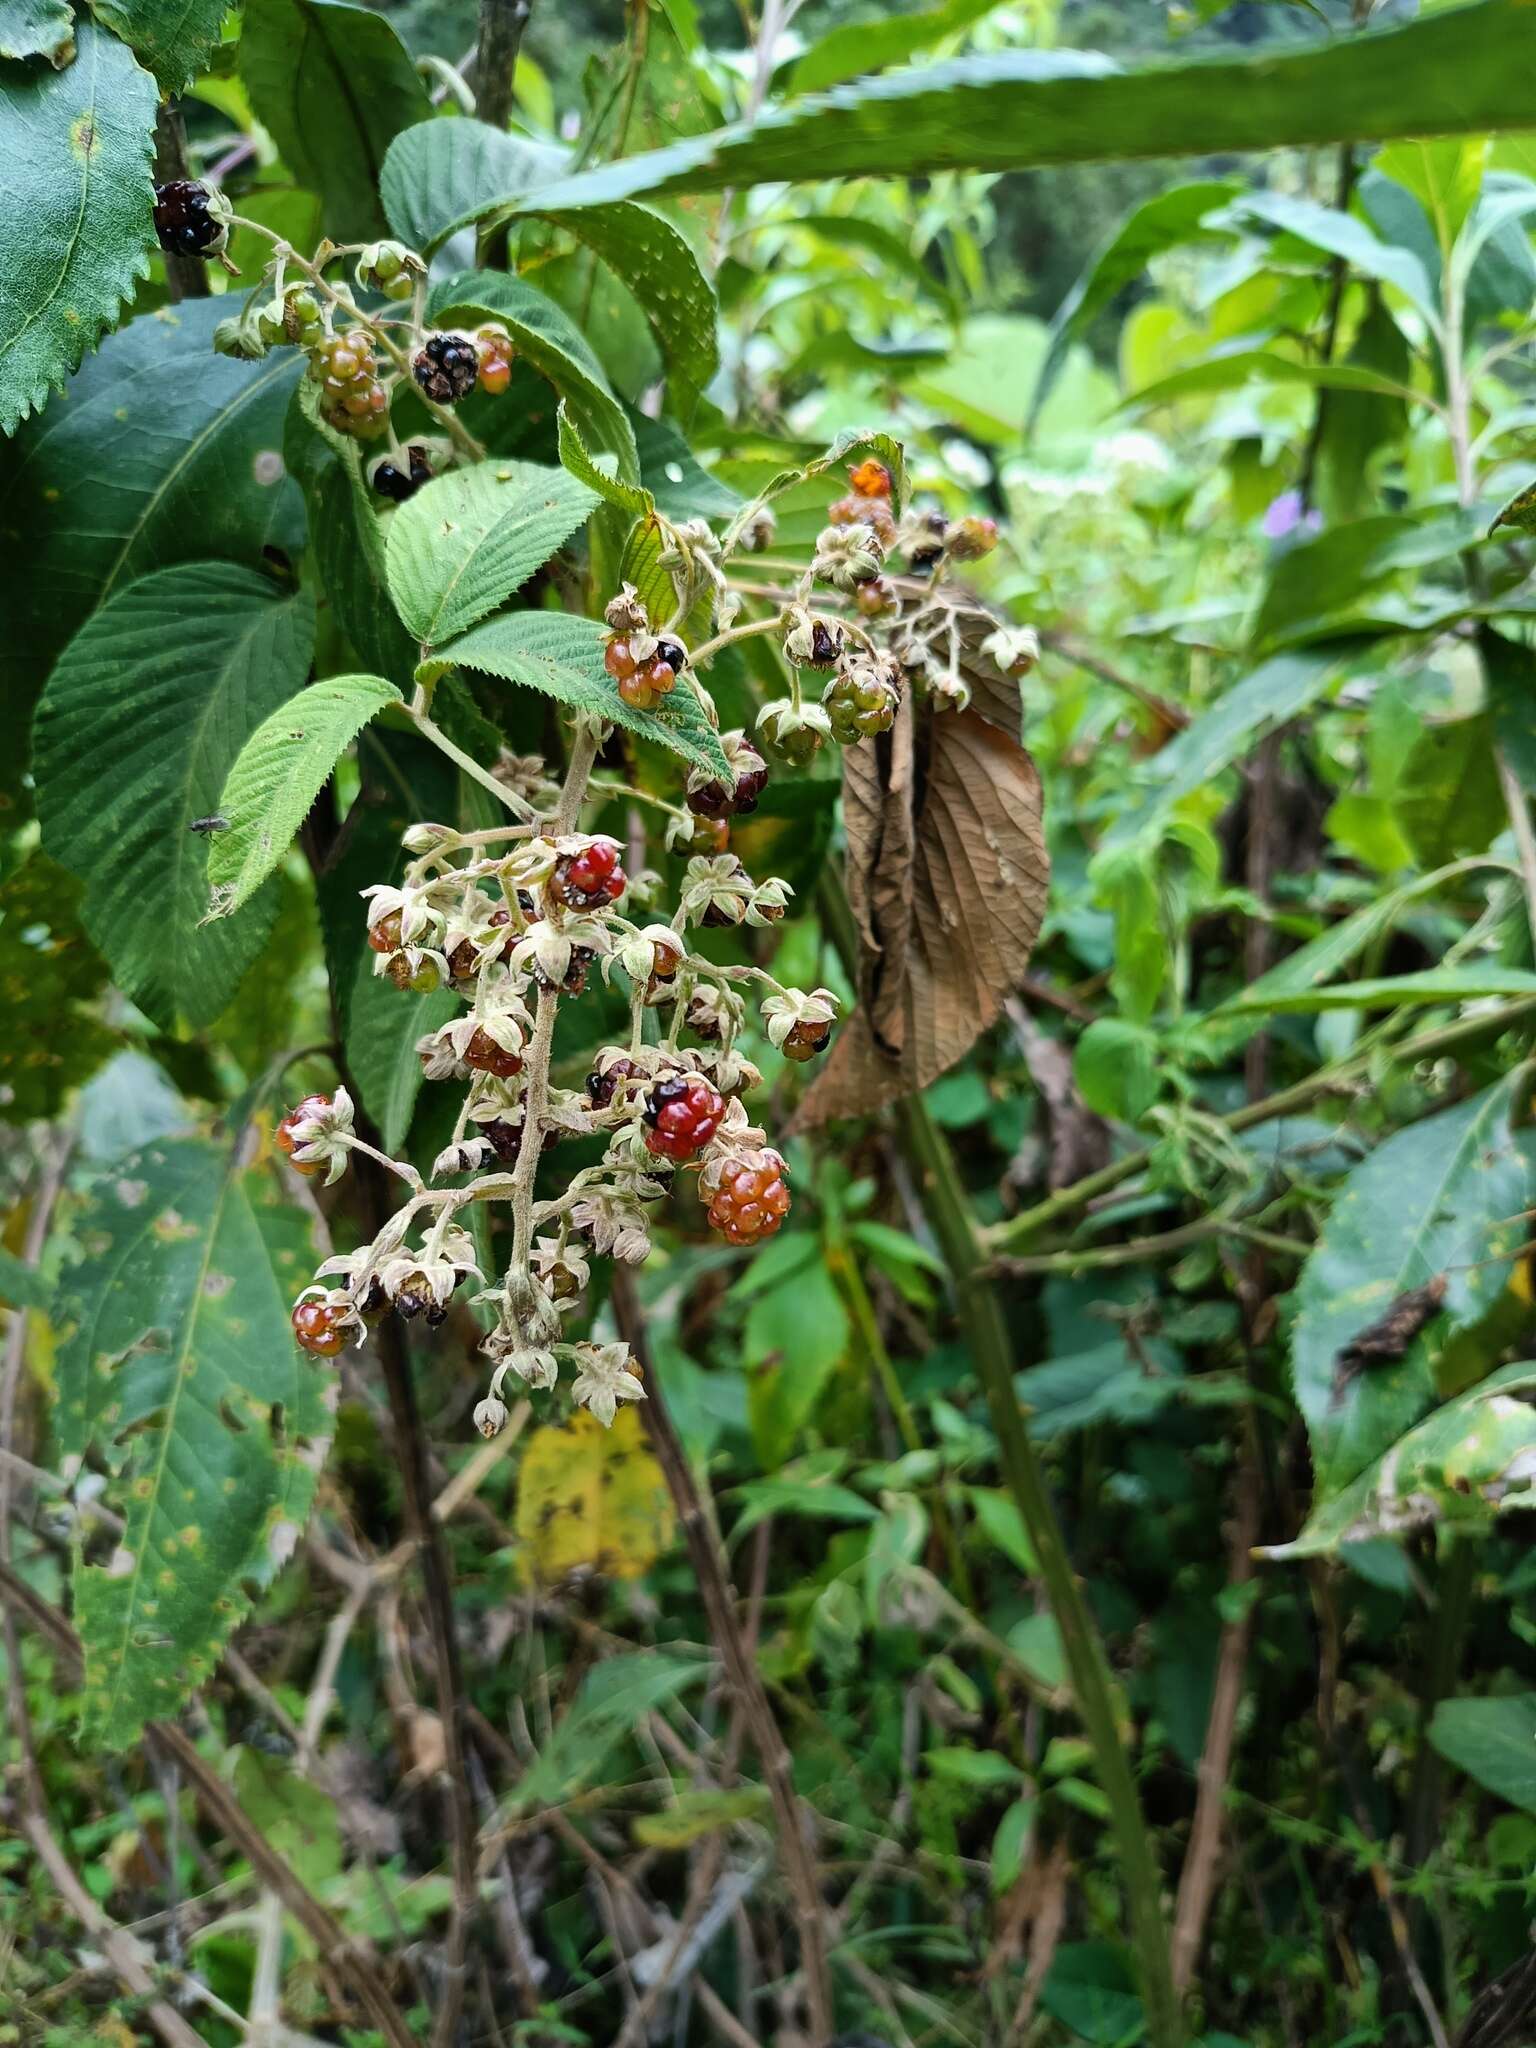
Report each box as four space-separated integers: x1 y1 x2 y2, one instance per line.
314 331 388 440
276 746 840 1431
412 331 480 405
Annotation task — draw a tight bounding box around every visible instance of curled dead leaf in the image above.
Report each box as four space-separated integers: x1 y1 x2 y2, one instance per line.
797 658 1047 1125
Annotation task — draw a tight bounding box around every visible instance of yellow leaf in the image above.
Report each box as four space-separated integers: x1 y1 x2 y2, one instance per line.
515 1406 675 1583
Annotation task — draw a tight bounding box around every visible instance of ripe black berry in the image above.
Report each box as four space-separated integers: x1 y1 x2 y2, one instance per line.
153 180 225 257
587 1056 642 1109
370 445 433 503
412 333 479 405
654 638 688 674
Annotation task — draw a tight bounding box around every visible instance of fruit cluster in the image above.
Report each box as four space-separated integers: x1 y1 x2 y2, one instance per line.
277 756 839 1427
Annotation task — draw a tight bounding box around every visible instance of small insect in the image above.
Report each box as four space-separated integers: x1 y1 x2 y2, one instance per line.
188 814 231 835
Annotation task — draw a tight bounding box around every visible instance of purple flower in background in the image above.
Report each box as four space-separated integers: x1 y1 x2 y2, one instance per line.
1261 488 1322 541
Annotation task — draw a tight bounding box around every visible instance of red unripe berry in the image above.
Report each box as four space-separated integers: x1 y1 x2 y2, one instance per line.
643 1074 725 1163
604 636 638 683
463 1027 522 1078
292 1298 347 1355
275 1095 331 1175
707 1158 791 1245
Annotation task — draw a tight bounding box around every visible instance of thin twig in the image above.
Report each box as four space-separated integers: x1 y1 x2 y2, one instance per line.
612 1267 835 2045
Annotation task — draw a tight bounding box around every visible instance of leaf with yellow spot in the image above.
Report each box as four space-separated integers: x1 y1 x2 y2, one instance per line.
632 1785 772 1849
515 1406 675 1584
54 1136 334 1749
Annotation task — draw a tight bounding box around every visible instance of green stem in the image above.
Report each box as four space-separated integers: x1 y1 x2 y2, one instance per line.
991 996 1536 1255
818 870 1181 2043
894 1095 1184 2048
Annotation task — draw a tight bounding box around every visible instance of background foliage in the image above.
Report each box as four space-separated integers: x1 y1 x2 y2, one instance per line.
9 3 1536 2047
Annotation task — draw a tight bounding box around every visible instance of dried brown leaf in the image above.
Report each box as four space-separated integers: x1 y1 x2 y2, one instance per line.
798 678 1047 1126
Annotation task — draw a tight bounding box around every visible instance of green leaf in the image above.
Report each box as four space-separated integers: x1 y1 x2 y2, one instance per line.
1127 348 1421 414
1394 712 1504 867
1253 509 1486 652
926 1746 1025 1787
385 458 599 649
34 565 315 1031
241 0 430 243
744 1257 850 1469
1030 179 1242 433
1266 1362 1536 1560
1430 1690 1536 1816
0 0 74 64
632 409 741 521
488 202 719 402
379 117 569 254
631 1785 772 1849
1490 478 1536 538
503 3 1534 210
1221 967 1536 1015
1042 1943 1142 2048
208 674 402 917
1376 139 1486 255
788 0 1010 95
504 1651 710 1814
557 402 653 519
429 272 637 478
436 611 730 779
1291 1073 1536 1497
0 1246 49 1310
345 958 455 1155
1074 1018 1158 1122
727 426 908 547
990 1794 1036 1897
87 0 225 91
0 298 306 804
0 857 115 1124
1218 190 1437 322
0 22 157 437
55 1136 332 1749
1108 645 1360 844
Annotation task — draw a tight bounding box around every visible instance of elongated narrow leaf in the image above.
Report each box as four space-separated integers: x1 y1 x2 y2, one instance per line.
55 1137 333 1748
208 675 402 916
429 272 637 478
498 2 1535 212
0 23 157 436
380 118 570 254
0 298 306 782
88 0 225 90
1108 646 1360 845
0 0 74 63
1217 191 1437 323
438 610 730 779
1291 1073 1536 1497
1030 179 1242 433
386 458 599 648
788 0 1009 94
1266 1362 1536 1560
1127 348 1423 414
1223 968 1536 1014
35 564 316 1030
241 0 430 242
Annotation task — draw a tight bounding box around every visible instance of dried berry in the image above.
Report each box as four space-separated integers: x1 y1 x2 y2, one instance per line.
848 457 893 499
783 1017 832 1063
587 1056 643 1110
